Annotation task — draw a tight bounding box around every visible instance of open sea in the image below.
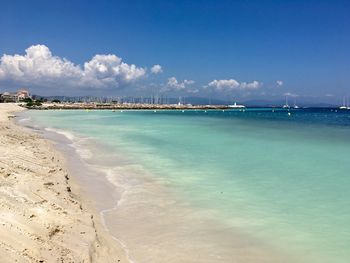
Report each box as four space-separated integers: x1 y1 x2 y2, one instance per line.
21 108 350 263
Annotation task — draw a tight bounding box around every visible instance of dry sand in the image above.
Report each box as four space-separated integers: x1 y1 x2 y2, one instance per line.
0 103 129 263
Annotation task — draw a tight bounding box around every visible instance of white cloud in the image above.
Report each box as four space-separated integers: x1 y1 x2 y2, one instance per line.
207 79 261 91
276 80 283 87
0 44 146 89
284 92 298 97
187 88 199 94
240 80 260 89
150 64 163 74
184 79 195 85
163 77 195 92
167 77 182 89
207 79 240 90
82 54 145 86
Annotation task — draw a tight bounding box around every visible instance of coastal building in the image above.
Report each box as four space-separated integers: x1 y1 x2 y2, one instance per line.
0 92 17 102
0 89 31 102
17 89 30 100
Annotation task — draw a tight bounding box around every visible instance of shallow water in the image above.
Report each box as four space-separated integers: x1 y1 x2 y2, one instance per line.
23 108 350 263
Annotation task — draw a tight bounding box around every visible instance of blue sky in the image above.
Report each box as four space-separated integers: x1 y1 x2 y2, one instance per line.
0 0 349 102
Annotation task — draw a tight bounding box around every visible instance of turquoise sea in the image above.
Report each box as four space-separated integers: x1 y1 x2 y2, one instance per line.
22 108 350 263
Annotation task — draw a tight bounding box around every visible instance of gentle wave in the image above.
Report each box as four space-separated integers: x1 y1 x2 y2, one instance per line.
44 127 94 159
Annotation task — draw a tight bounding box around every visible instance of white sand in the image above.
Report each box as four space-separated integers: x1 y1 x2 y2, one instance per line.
0 103 129 262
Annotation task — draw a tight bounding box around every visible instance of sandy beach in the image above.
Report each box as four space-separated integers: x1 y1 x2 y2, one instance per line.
0 103 129 263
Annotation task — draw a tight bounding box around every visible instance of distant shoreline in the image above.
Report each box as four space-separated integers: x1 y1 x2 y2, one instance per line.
16 102 344 110
22 102 231 110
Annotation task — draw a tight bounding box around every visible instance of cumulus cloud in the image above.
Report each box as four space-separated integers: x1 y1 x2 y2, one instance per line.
207 79 240 90
207 79 261 91
162 77 195 92
276 80 283 87
0 44 146 89
240 80 260 89
150 64 163 74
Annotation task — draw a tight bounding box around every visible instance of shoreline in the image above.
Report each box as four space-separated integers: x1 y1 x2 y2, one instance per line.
0 103 130 262
20 107 295 263
31 122 136 263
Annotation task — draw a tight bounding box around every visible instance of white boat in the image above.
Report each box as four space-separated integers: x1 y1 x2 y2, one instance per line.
228 102 246 108
283 96 290 109
293 98 299 109
339 97 348 110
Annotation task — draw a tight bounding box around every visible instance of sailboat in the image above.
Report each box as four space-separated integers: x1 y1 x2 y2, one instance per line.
293 98 300 109
339 97 348 110
346 97 350 110
283 96 290 109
